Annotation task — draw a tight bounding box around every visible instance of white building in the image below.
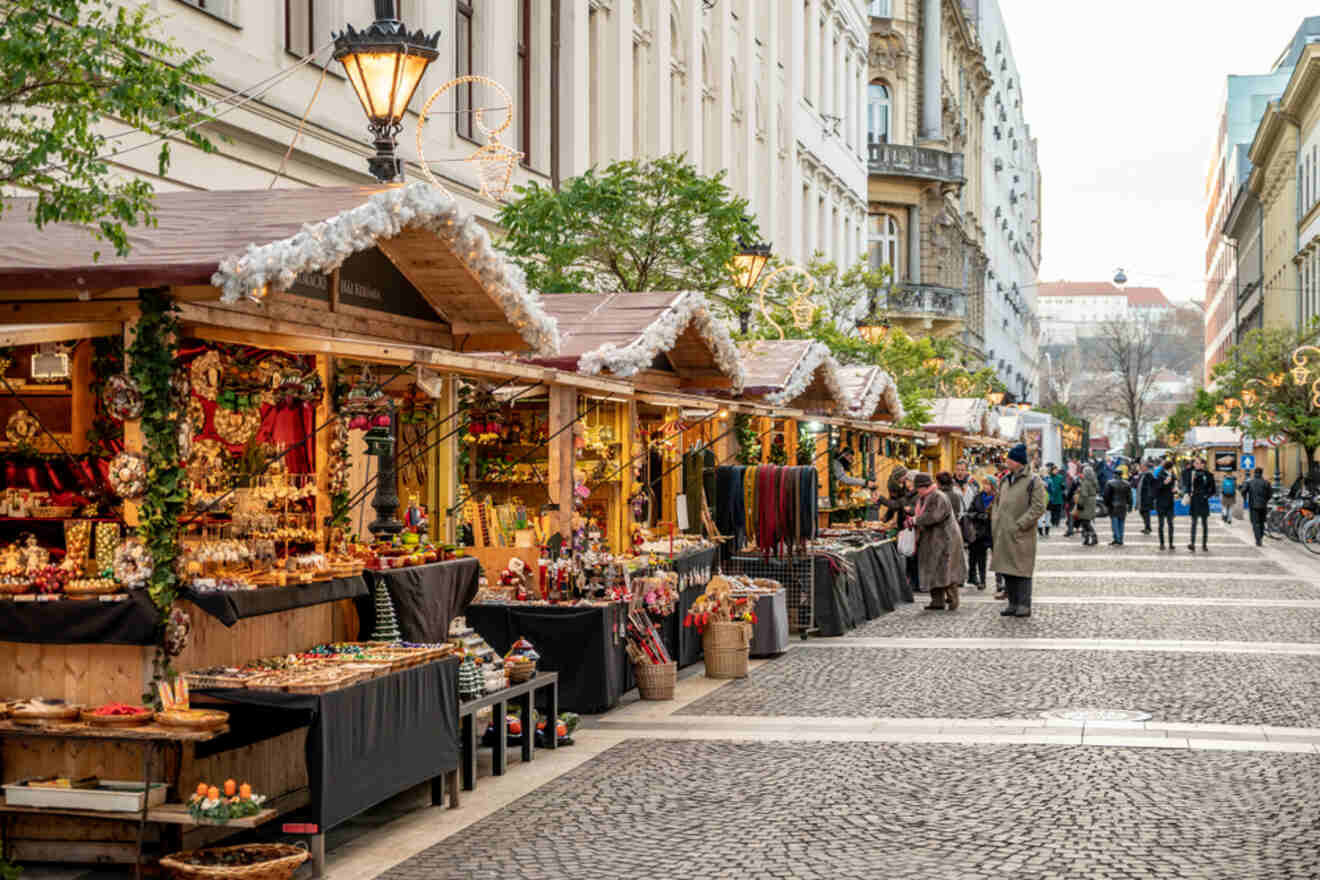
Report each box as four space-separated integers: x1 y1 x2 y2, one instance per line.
976 0 1042 403
107 0 869 272
1037 281 1174 338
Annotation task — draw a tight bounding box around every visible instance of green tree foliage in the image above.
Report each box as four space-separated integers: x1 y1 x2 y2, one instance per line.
1211 324 1320 468
1154 388 1219 446
0 0 214 257
496 155 755 300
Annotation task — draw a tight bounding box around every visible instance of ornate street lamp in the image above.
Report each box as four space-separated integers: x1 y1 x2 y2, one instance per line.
334 0 441 182
857 315 891 344
729 236 772 333
985 391 1006 406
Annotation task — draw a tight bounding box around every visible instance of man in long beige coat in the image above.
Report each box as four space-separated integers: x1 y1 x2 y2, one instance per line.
992 443 1049 617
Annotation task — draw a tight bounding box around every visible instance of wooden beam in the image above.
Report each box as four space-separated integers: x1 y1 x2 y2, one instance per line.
0 322 121 346
0 301 139 323
70 340 92 455
546 385 576 539
121 319 141 528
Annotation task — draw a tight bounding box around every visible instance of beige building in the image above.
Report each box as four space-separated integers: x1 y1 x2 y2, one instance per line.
1247 98 1300 334
100 0 870 273
865 0 990 361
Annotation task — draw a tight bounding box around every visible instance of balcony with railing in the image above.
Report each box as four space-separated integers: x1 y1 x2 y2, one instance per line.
867 143 965 184
875 284 969 321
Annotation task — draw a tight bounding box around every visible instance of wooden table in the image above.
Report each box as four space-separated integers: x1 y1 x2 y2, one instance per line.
457 672 559 796
0 719 237 880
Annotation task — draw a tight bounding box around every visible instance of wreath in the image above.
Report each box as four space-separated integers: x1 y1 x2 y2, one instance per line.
113 538 153 589
103 374 145 421
214 408 260 445
5 411 39 446
189 350 222 401
187 396 208 435
108 451 148 499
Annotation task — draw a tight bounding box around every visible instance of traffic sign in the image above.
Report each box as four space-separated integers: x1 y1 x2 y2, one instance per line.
1242 454 1255 471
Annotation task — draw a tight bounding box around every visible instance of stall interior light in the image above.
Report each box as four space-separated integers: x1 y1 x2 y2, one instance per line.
806 421 825 433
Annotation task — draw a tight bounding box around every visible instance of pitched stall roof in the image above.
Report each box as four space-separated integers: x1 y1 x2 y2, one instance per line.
0 183 558 354
531 292 744 392
739 340 849 412
924 397 992 434
837 365 905 423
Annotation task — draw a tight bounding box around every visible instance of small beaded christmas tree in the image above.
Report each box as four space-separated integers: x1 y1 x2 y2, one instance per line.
457 654 482 700
370 580 402 643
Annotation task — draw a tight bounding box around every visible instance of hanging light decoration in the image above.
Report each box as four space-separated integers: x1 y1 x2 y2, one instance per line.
755 264 817 339
334 0 441 182
416 74 521 199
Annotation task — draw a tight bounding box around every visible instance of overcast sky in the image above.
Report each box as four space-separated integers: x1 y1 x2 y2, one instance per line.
998 0 1318 305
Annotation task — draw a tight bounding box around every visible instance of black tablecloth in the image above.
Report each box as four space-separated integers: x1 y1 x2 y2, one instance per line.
360 559 480 643
465 602 626 714
201 657 458 831
874 541 913 604
670 547 718 590
0 590 158 645
183 576 369 627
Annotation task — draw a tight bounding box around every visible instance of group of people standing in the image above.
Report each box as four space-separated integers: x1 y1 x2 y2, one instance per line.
852 443 1048 618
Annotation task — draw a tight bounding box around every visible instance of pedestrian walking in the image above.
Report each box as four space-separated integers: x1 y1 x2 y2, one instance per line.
913 473 968 611
1182 457 1216 552
1064 461 1080 537
1154 458 1177 550
1221 471 1238 524
1244 467 1273 546
1137 460 1156 534
937 470 963 518
1075 465 1099 546
953 460 979 512
1103 465 1131 546
1044 463 1065 536
991 443 1049 617
967 475 995 590
877 467 923 593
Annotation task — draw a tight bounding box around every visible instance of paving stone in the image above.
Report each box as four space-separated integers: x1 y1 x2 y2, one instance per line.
844 601 1320 643
675 647 1320 728
372 740 1320 880
1034 555 1285 574
1028 576 1320 600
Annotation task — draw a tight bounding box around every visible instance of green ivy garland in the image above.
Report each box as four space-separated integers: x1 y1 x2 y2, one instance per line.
734 414 761 465
127 289 185 695
796 424 816 466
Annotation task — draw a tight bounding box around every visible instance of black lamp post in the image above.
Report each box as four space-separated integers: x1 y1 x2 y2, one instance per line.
365 404 404 540
334 0 441 182
729 236 772 334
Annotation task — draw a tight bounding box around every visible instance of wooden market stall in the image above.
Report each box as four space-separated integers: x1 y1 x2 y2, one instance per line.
923 397 1002 473
0 183 570 871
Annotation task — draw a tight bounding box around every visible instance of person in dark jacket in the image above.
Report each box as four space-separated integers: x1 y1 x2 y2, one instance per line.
1102 466 1131 546
1220 471 1238 524
1135 460 1156 534
1153 459 1178 549
966 476 996 589
1043 463 1065 536
876 467 923 593
1181 457 1216 551
1244 467 1273 546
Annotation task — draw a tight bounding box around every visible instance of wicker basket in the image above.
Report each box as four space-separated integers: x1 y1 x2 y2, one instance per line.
634 660 676 700
160 843 309 880
64 579 121 597
506 657 536 683
702 621 750 679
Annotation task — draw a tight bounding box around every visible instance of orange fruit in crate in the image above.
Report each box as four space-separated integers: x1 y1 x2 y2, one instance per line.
223 779 236 797
239 782 252 800
195 782 208 797
207 786 220 801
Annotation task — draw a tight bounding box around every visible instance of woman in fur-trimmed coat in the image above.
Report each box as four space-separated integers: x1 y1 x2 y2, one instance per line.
912 473 968 610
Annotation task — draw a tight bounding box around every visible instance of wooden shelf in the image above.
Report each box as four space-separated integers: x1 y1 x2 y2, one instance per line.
0 796 276 828
0 719 228 743
0 386 72 396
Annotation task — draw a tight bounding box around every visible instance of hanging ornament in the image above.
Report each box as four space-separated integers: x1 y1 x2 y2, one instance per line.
5 411 40 447
177 417 194 461
188 396 208 436
107 451 148 500
190 350 222 401
170 370 191 407
214 408 260 446
416 75 523 201
164 606 191 657
756 264 818 340
113 538 153 589
103 374 144 421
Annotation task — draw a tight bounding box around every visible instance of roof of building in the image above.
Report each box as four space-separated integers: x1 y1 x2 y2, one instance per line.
0 183 559 354
924 397 991 434
738 340 849 412
1037 281 1172 309
836 365 904 422
530 292 744 392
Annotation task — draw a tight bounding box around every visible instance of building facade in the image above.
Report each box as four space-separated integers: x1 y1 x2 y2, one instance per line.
1037 281 1175 345
112 0 870 275
1204 17 1320 381
864 0 991 362
975 0 1041 403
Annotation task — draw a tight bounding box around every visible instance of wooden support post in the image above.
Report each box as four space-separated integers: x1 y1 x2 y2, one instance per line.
69 340 93 455
615 400 636 553
783 418 798 465
758 416 772 464
546 384 577 539
314 354 333 551
122 319 142 528
433 375 458 544
713 412 735 464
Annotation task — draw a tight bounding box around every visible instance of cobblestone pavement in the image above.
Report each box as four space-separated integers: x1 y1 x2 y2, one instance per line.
675 647 1320 727
1034 555 1286 574
845 601 1320 642
1030 576 1320 599
376 740 1320 880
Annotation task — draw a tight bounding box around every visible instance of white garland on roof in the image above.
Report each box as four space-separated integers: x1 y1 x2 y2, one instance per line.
848 368 906 424
576 292 746 393
763 341 849 409
210 183 559 356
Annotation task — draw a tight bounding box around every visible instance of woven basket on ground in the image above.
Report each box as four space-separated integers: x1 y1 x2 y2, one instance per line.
506 657 536 683
702 621 750 679
634 660 676 700
160 843 308 880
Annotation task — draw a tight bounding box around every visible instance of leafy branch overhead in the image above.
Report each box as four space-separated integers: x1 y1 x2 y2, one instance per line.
497 155 756 296
0 0 214 257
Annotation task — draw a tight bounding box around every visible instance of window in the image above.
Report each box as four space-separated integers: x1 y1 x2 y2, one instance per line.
869 0 892 16
867 83 890 145
285 1 335 64
177 0 239 26
456 0 474 139
869 214 901 277
517 0 530 162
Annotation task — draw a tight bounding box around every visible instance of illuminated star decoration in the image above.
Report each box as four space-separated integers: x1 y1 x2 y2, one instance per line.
756 264 818 340
416 75 522 200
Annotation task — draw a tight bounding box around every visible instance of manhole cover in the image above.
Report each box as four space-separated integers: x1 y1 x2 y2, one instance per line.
1039 708 1152 722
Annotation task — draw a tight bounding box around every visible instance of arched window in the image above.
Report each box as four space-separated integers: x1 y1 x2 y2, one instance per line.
869 214 901 278
868 83 890 145
869 0 892 16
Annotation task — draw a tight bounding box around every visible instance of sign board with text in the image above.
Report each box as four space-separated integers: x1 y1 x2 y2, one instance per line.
288 247 442 323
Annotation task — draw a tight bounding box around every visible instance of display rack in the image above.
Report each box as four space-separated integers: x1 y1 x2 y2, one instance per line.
724 554 816 639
